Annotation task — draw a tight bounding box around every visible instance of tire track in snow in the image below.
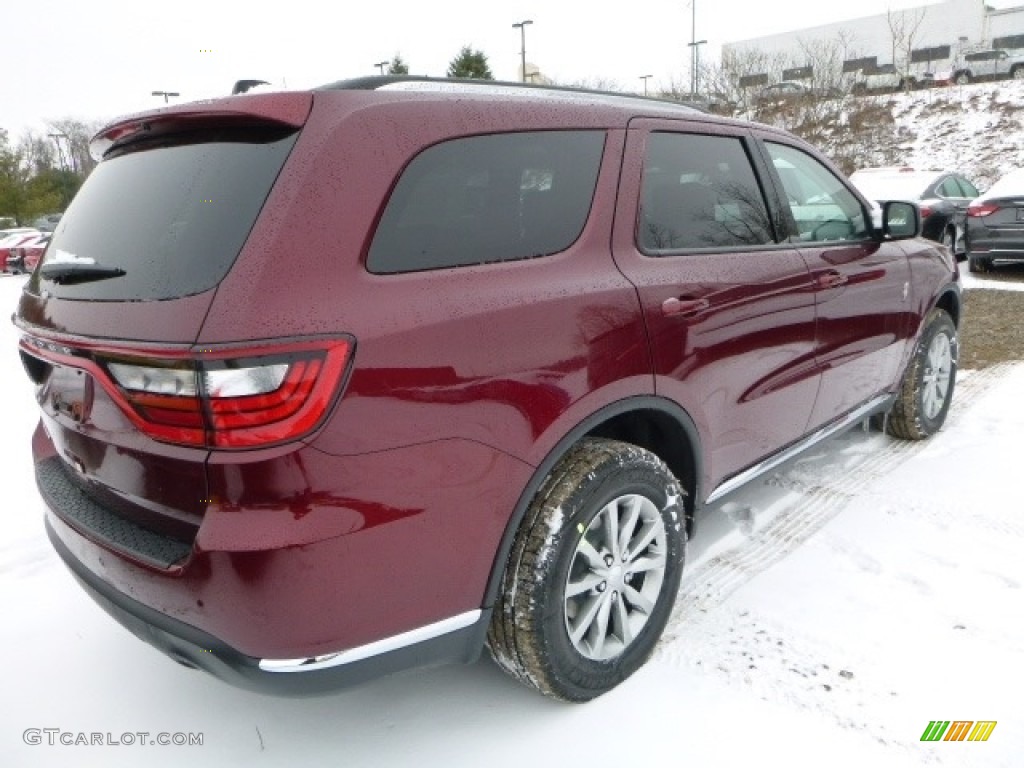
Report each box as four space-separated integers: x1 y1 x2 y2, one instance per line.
664 362 1015 636
651 365 1017 765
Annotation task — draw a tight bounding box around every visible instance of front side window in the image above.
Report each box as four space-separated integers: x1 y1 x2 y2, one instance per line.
367 131 604 274
640 132 774 252
766 142 870 243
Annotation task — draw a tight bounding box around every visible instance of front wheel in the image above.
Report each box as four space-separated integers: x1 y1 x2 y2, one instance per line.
1012 66 1024 80
487 438 686 701
955 72 970 85
886 308 957 440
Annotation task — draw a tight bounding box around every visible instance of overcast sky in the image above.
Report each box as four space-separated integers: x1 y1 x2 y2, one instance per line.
1 0 1011 142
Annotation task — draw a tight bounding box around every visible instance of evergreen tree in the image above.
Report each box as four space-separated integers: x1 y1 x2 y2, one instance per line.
388 54 410 75
447 46 494 79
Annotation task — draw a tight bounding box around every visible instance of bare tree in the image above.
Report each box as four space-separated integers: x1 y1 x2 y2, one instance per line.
717 46 790 109
17 131 57 176
887 8 927 73
46 118 104 177
558 77 624 92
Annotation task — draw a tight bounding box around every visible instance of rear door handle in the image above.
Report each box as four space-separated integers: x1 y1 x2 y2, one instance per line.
661 297 710 317
815 271 848 289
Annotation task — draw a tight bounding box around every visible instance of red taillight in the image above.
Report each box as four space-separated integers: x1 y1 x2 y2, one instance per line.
918 205 933 218
967 203 999 217
21 336 354 449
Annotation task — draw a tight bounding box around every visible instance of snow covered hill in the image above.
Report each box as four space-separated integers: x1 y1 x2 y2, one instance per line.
889 80 1024 188
748 78 1024 187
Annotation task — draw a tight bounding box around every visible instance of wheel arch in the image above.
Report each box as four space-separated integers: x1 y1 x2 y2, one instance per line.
934 285 962 329
482 396 702 607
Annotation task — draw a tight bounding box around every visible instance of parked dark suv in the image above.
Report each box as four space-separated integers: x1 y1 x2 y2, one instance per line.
15 76 960 702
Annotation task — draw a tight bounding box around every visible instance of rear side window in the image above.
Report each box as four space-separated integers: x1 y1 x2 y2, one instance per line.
640 132 774 252
938 178 963 198
367 131 604 274
957 177 980 198
28 128 297 301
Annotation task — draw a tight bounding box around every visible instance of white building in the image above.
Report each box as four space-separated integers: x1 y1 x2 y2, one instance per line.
724 0 1024 82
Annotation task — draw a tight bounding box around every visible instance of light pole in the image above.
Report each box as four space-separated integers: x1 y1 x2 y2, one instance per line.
512 20 533 83
688 40 706 96
639 74 653 96
374 61 389 75
151 90 179 103
688 0 707 96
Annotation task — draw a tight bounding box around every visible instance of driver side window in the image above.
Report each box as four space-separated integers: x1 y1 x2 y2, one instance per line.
766 142 869 243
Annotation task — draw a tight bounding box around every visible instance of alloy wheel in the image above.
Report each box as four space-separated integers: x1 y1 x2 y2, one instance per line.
922 332 953 420
564 493 667 661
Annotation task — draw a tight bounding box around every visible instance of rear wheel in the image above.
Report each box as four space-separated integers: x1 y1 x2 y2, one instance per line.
940 227 955 251
487 438 686 701
886 308 957 440
955 71 970 85
968 254 991 273
1012 66 1024 80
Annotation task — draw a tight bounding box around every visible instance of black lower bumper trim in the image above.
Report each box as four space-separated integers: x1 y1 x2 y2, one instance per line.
46 518 490 696
36 457 192 569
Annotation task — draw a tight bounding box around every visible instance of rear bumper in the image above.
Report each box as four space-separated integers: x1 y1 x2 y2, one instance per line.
968 246 1024 265
34 423 530 692
47 514 490 695
966 226 1024 264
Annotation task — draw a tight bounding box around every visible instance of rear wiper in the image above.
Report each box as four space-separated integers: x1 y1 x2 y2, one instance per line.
39 263 126 285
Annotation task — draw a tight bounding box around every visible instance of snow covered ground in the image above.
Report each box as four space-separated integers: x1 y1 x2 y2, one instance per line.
1 271 1021 767
883 79 1024 189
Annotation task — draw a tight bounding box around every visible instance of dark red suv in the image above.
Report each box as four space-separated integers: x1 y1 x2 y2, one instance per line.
16 77 960 701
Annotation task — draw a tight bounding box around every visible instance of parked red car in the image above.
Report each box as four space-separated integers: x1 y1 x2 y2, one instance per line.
5 231 51 274
1 230 41 273
15 77 960 701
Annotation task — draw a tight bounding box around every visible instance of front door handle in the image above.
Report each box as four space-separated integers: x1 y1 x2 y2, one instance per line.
661 297 710 317
815 271 848 289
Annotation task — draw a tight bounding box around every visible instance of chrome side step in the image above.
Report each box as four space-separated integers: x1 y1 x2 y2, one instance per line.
704 394 891 506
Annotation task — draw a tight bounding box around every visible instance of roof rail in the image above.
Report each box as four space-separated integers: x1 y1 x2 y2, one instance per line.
314 75 706 111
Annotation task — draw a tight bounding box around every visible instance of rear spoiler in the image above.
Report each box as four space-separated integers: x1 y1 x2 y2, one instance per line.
90 92 313 160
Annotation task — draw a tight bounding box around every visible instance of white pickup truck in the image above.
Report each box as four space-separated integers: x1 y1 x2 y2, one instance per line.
952 49 1024 84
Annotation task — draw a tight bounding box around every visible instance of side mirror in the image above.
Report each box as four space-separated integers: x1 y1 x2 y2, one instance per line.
880 200 920 240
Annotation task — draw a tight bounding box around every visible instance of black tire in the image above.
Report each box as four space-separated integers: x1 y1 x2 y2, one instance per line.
968 254 991 273
487 438 686 702
886 308 957 440
941 227 955 252
955 72 970 85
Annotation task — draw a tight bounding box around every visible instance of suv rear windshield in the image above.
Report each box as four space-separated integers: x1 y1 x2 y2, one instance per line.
28 127 297 301
367 130 605 274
